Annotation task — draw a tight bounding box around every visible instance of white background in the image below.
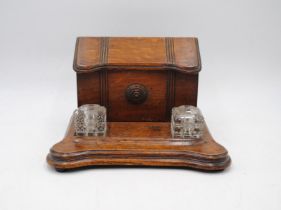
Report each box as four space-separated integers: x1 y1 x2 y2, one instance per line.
0 0 281 209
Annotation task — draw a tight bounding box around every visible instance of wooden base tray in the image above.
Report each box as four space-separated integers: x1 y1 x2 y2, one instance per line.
47 117 231 171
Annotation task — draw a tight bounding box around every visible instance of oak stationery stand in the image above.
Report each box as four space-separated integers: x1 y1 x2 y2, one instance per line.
47 37 231 171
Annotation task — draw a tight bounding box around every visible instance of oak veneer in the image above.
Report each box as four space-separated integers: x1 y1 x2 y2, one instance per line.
47 37 231 171
47 118 230 171
75 37 200 122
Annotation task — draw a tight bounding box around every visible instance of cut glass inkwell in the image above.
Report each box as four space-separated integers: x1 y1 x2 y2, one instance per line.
73 104 107 136
171 105 205 139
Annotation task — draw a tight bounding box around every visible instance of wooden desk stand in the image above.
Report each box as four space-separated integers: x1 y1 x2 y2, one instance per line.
47 37 231 171
47 118 230 171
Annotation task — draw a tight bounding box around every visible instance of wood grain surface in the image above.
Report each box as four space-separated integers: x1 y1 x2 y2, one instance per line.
47 37 231 172
75 37 200 121
47 117 230 171
73 37 201 73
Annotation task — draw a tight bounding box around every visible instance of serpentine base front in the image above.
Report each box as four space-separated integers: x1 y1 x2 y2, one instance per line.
47 117 231 171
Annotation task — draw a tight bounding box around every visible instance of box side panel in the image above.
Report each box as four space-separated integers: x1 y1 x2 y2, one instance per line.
174 73 198 107
77 72 101 106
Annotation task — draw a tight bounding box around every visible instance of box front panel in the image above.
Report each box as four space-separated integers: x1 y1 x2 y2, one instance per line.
107 70 168 122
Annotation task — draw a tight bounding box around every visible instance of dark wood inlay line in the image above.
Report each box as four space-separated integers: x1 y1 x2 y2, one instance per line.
165 38 176 120
166 70 175 120
165 38 175 64
99 37 109 65
99 69 108 107
99 37 109 106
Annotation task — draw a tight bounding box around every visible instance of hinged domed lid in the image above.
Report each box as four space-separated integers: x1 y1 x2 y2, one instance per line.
73 37 201 73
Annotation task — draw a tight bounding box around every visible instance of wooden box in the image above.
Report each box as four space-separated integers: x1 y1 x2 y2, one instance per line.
47 37 230 172
74 37 201 122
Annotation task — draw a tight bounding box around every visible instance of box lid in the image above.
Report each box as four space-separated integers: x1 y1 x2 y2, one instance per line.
73 37 201 73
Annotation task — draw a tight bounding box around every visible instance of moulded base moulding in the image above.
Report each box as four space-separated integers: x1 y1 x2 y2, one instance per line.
47 117 231 171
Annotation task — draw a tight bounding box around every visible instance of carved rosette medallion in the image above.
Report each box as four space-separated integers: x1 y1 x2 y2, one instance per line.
125 83 148 104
